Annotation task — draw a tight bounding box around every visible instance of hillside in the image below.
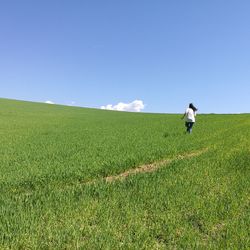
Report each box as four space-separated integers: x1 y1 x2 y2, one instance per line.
0 98 249 249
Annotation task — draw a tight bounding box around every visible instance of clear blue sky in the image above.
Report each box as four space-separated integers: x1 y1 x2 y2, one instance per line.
1 0 249 113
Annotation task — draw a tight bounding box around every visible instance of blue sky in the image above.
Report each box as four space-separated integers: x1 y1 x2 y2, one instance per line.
1 0 249 113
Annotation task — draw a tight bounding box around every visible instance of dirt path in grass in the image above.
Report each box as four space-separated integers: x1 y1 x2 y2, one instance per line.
88 148 209 184
11 148 210 195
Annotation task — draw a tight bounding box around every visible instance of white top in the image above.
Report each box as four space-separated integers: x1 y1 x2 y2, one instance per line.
185 108 196 122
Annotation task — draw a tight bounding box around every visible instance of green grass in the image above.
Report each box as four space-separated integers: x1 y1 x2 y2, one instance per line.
0 98 249 249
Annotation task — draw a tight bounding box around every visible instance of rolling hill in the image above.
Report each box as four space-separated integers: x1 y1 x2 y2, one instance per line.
0 98 249 249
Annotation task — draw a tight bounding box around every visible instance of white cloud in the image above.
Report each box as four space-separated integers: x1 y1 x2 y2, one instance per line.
101 100 145 112
45 100 54 104
67 101 76 106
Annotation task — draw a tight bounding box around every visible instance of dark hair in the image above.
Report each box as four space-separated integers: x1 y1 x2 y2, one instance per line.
189 103 198 112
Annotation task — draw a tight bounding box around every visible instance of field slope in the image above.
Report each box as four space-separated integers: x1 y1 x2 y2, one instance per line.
0 98 249 249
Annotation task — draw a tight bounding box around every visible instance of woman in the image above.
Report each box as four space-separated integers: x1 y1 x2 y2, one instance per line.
182 103 198 133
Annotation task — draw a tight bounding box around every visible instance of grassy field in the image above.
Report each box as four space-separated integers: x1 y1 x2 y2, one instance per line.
0 98 249 249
